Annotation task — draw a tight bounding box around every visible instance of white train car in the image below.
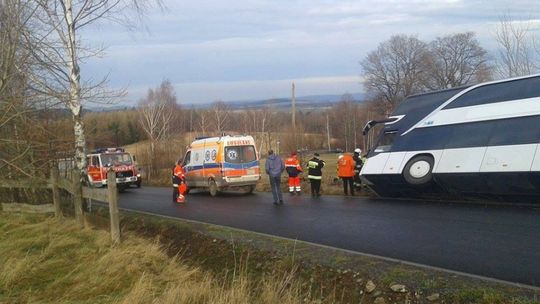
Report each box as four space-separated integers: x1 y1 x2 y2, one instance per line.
361 74 540 202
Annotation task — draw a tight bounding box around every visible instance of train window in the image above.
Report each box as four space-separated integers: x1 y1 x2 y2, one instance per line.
445 121 494 149
444 76 540 109
374 132 396 153
489 116 540 146
396 126 449 151
394 87 463 115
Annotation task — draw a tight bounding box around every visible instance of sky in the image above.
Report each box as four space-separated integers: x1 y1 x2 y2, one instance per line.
81 0 540 105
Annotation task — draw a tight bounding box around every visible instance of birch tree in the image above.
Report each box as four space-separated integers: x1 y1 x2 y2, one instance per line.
26 0 158 175
197 109 208 135
211 101 231 134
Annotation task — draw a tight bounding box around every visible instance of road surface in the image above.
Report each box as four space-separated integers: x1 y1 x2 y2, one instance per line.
117 187 540 287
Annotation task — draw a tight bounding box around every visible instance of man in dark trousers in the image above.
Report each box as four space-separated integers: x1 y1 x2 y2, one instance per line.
265 149 285 205
307 152 325 197
353 148 364 190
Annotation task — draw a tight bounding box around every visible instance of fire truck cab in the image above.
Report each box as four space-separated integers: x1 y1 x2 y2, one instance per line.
86 147 141 190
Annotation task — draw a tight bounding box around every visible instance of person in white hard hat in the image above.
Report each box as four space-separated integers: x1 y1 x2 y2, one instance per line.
353 148 363 189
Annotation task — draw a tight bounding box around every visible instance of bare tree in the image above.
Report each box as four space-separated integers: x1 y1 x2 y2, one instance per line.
424 32 492 90
138 80 176 177
197 109 208 135
494 14 539 78
361 34 428 113
211 101 231 134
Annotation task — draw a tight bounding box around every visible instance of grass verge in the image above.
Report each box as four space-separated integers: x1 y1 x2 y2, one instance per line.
0 212 303 304
91 206 540 304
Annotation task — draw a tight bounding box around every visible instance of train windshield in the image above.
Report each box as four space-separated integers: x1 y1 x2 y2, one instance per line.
374 131 397 153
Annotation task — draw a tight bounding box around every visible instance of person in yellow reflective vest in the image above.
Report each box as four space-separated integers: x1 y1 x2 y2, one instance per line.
307 153 325 197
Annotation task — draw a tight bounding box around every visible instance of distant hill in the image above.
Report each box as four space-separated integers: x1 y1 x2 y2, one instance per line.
186 92 365 110
87 92 365 112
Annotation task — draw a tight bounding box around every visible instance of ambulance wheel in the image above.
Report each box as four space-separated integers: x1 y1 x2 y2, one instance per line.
245 185 255 194
403 155 434 186
209 179 219 197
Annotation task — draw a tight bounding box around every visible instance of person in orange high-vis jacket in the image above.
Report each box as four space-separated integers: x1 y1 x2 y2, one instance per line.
337 153 355 196
173 160 187 203
285 152 303 195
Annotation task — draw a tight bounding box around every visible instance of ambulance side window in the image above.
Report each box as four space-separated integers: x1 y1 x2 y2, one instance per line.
183 152 191 166
243 146 256 162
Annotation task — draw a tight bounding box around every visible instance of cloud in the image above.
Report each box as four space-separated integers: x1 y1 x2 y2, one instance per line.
81 0 540 103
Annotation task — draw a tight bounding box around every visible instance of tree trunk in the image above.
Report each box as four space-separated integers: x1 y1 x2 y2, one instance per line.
65 0 86 173
64 0 86 227
72 169 84 227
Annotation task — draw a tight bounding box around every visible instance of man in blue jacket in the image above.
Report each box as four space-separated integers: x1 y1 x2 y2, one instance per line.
265 149 285 205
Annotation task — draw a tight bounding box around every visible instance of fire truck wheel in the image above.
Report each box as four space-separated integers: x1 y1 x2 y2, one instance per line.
208 179 219 197
136 181 141 188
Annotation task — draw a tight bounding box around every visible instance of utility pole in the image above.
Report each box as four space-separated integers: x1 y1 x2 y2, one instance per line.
353 106 357 149
291 82 297 151
326 113 331 151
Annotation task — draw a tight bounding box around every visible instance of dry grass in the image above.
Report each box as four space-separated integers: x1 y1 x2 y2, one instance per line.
0 213 304 304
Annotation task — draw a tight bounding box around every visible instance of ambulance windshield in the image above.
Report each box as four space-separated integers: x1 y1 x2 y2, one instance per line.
101 153 133 166
225 145 257 163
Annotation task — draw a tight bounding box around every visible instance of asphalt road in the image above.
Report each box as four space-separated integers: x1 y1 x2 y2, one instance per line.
117 186 540 287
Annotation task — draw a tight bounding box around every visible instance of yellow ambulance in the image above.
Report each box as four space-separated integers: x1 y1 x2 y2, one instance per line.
181 135 261 196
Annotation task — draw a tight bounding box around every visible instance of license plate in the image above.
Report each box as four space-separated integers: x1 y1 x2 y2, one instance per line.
117 178 126 182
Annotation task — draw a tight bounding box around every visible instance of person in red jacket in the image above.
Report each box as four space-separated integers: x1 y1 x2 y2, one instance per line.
337 152 355 196
285 152 303 195
173 160 187 203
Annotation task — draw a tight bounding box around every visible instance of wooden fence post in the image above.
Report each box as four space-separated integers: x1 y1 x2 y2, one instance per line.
72 169 84 228
50 166 62 218
107 170 120 244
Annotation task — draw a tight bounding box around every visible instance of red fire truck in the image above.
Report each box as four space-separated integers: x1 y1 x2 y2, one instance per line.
85 147 141 190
